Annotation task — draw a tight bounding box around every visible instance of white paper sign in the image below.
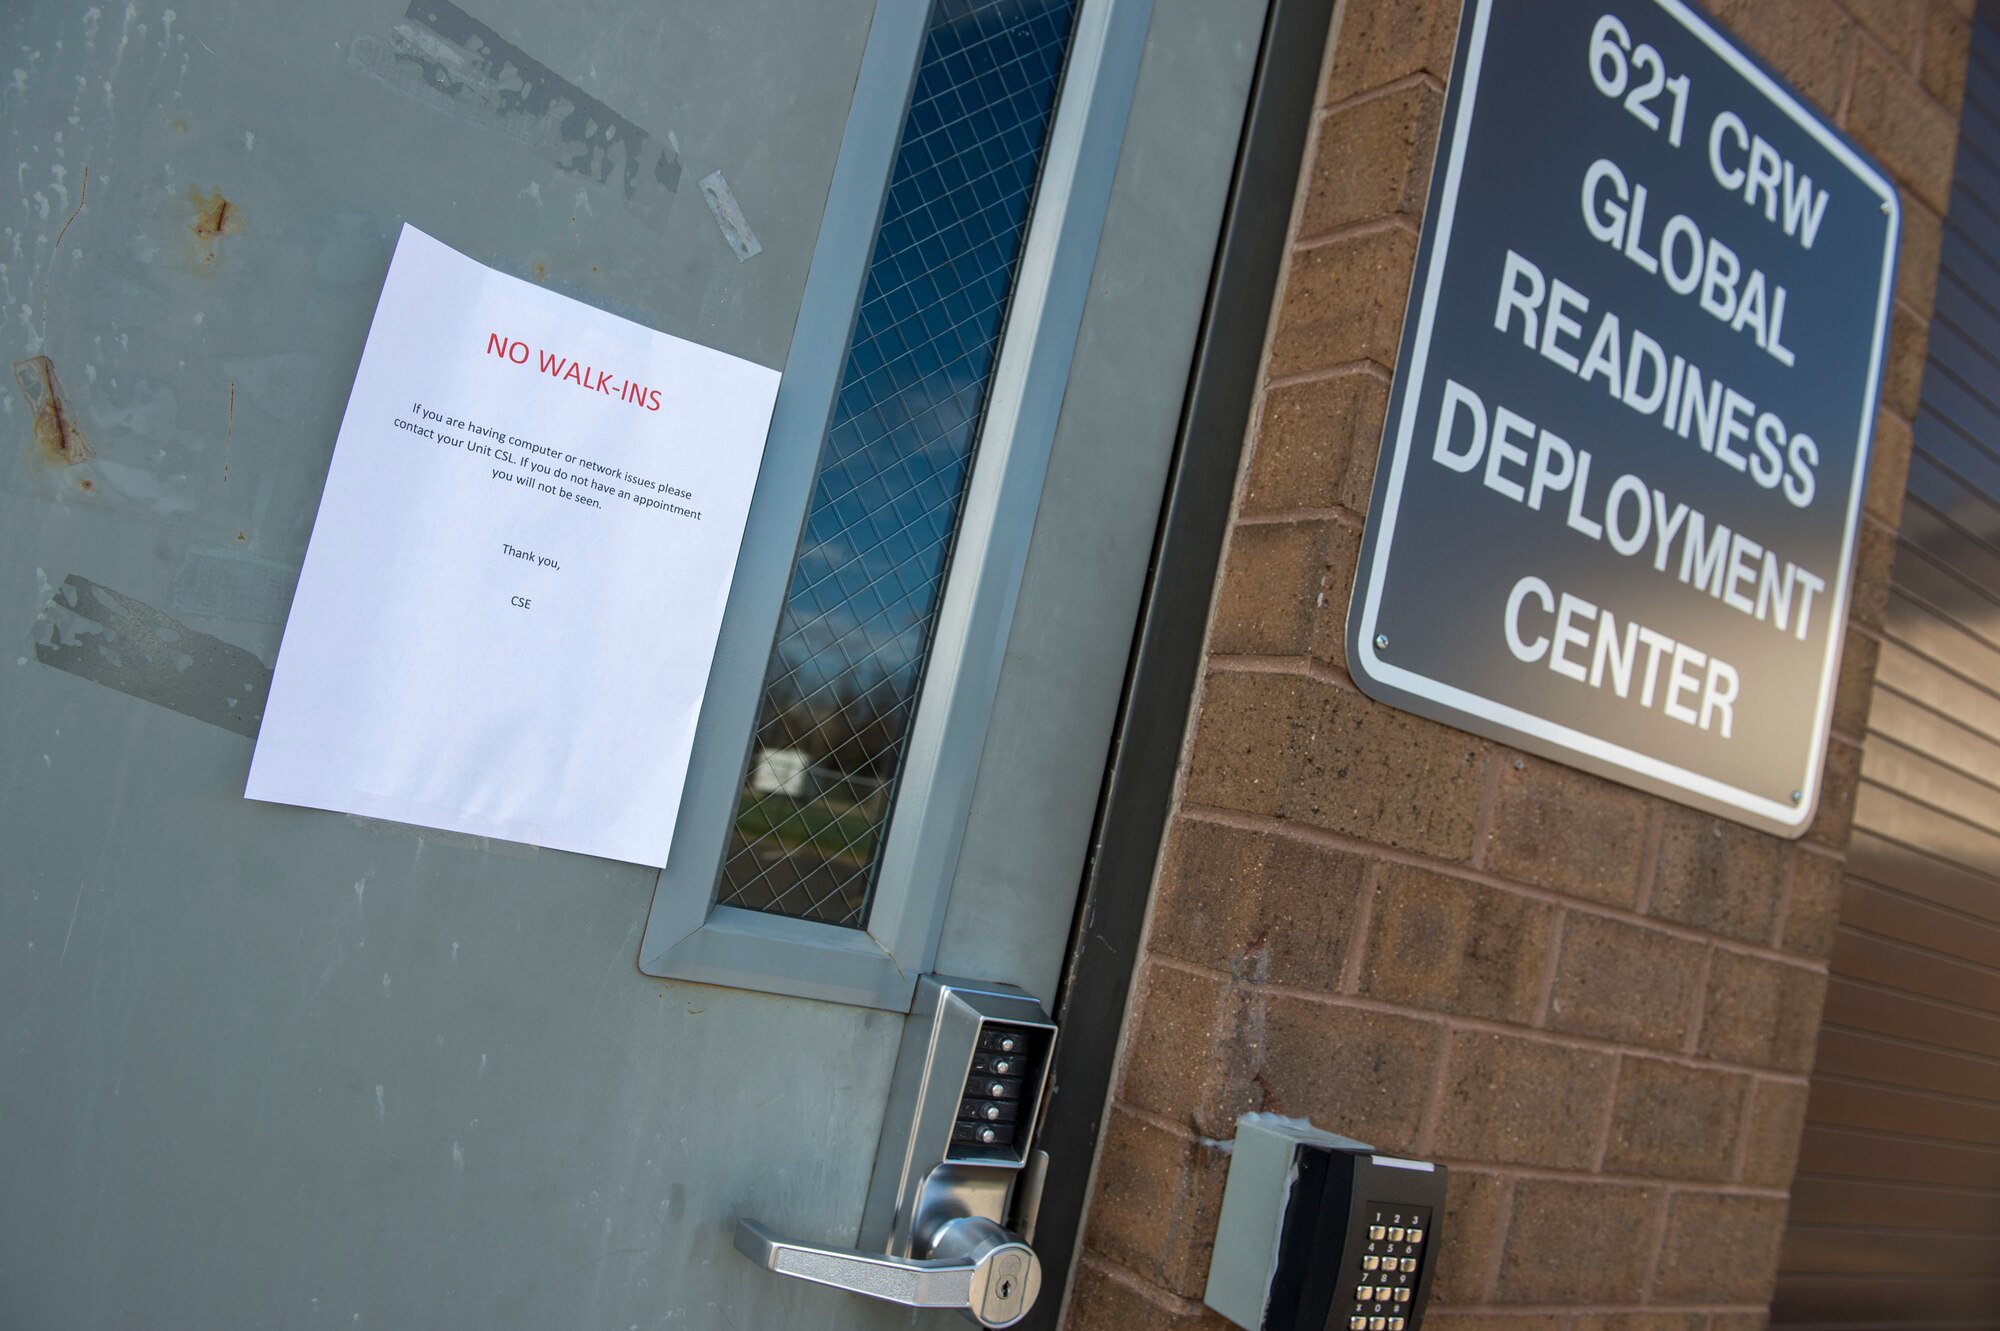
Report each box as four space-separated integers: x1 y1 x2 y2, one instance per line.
247 225 781 866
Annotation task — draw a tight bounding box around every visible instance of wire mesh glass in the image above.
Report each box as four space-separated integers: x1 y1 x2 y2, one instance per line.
718 0 1080 926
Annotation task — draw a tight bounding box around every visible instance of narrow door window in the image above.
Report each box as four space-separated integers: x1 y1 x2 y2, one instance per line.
719 0 1080 926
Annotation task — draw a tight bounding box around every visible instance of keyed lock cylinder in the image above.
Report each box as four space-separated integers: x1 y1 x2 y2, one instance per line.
736 976 1058 1328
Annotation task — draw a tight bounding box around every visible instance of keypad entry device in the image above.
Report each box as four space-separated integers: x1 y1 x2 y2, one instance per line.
1271 1150 1447 1331
735 977 1057 1328
1345 1204 1434 1331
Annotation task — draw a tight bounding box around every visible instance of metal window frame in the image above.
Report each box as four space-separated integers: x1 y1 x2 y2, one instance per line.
638 0 1153 1011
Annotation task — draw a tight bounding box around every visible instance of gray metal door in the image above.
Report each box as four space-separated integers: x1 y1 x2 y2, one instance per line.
0 1 1264 1326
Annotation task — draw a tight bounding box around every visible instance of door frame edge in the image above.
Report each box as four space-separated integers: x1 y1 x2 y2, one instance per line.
1018 0 1340 1319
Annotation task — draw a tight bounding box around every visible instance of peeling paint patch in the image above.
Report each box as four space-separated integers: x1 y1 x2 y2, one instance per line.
188 185 243 266
33 574 270 737
347 0 681 231
13 355 93 465
698 171 762 262
170 547 296 625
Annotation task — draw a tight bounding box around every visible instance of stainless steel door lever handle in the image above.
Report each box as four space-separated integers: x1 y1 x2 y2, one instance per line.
734 1215 1041 1327
734 979 1056 1326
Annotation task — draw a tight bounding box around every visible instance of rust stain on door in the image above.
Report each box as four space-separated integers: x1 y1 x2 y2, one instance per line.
189 185 245 266
12 355 93 466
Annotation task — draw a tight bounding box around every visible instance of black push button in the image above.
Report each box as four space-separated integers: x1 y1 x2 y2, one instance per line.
958 1098 1019 1123
951 1119 1017 1147
978 1027 1028 1054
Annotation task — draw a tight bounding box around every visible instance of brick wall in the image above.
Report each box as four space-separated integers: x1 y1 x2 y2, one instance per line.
1064 2 1969 1328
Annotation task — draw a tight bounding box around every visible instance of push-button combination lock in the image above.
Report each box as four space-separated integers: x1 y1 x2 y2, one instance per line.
736 976 1057 1328
952 1022 1048 1152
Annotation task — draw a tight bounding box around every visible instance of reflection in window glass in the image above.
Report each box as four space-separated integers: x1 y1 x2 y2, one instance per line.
719 0 1080 926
